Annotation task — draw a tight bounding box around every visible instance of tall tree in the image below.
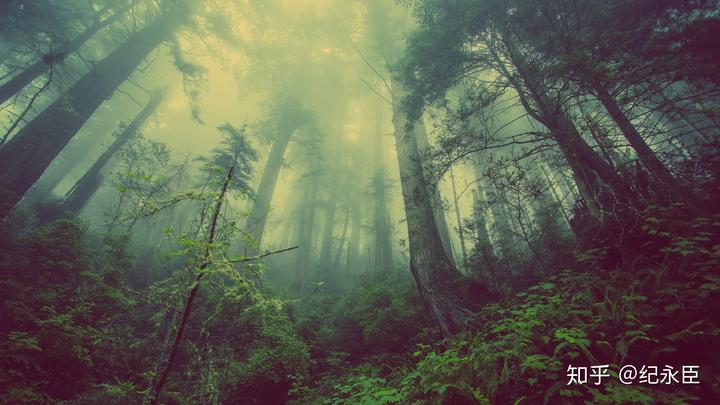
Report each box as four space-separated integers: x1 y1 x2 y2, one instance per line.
0 4 184 218
318 172 340 272
345 190 363 274
362 0 492 335
0 1 128 105
392 82 489 336
414 118 457 263
401 0 634 221
372 100 393 272
471 188 498 282
292 175 320 293
61 90 165 214
244 99 312 256
449 166 468 264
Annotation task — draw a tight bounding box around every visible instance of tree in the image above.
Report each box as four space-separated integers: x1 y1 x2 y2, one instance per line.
243 98 314 256
449 166 468 264
0 1 128 105
392 82 490 336
400 0 635 221
61 90 165 215
0 3 186 218
148 123 257 404
512 0 705 206
372 100 393 272
360 0 494 336
292 174 320 294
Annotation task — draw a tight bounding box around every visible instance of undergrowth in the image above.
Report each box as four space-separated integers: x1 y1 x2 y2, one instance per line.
297 208 720 404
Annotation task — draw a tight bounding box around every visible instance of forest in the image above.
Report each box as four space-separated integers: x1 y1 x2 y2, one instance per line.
0 0 719 403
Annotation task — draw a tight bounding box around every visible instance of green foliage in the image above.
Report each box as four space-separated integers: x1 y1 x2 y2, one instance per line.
293 271 433 361
214 292 311 404
306 209 720 404
198 123 258 197
330 375 403 405
0 220 138 403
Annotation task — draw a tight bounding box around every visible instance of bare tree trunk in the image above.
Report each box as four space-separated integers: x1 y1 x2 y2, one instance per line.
331 205 350 272
318 174 339 272
372 100 393 272
345 193 362 275
487 179 521 267
449 166 467 264
292 178 318 293
244 128 294 256
539 164 572 228
413 118 457 264
277 215 294 248
391 82 490 337
0 11 178 218
19 135 99 207
0 5 126 105
592 79 693 204
291 185 310 292
471 189 498 282
61 90 164 214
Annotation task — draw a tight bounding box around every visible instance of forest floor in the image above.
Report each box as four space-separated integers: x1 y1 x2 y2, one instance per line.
289 208 720 404
1 205 719 404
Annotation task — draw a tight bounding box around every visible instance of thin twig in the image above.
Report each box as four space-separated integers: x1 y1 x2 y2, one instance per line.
227 245 299 263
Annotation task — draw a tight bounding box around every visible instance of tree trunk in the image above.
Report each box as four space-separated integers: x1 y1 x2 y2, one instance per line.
372 100 393 272
277 216 294 248
0 6 126 105
319 175 339 272
471 189 498 282
345 193 362 274
539 164 572 228
61 90 164 214
331 205 351 273
592 80 695 205
487 179 519 265
19 134 100 207
244 128 294 256
413 118 456 264
292 178 318 293
0 11 178 218
504 48 632 218
391 82 488 337
449 167 467 264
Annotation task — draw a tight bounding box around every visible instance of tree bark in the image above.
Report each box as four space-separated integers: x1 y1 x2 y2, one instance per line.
391 82 489 337
319 174 339 272
0 11 179 218
244 128 294 256
449 166 468 264
372 100 393 272
61 90 164 214
413 118 457 264
345 193 362 274
592 79 693 204
471 189 498 282
292 178 318 293
539 163 572 228
331 205 351 272
0 5 126 105
511 56 630 217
